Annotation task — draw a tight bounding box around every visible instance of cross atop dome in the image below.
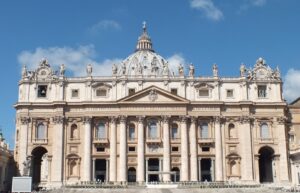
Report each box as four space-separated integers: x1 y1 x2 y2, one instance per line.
136 21 154 52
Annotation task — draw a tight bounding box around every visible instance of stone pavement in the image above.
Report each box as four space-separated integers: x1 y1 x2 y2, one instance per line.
44 188 296 193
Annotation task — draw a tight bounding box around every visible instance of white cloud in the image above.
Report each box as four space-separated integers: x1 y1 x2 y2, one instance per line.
18 45 122 76
190 0 223 21
239 0 267 13
88 19 121 34
283 68 300 102
166 54 187 75
251 0 267 7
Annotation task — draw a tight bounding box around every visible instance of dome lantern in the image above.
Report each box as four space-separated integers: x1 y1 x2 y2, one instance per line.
136 21 154 52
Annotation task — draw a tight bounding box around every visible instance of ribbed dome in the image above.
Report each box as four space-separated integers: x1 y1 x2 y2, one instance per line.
117 22 171 77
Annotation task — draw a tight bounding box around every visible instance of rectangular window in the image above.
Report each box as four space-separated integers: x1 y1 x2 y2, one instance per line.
199 89 209 97
226 89 234 98
171 146 179 152
37 85 47 98
258 85 267 98
128 88 135 96
71 89 79 98
96 89 107 97
128 146 136 152
96 147 105 152
171 88 178 95
202 147 210 152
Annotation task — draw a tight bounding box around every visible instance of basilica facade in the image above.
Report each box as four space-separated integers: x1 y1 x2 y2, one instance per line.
14 24 290 187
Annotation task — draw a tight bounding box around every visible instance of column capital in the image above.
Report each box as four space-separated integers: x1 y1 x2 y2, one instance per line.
179 115 188 123
20 117 30 125
239 116 252 124
213 116 225 123
119 115 127 123
52 116 64 125
109 116 118 124
191 116 197 123
137 116 145 123
277 116 287 124
162 115 170 123
83 116 92 124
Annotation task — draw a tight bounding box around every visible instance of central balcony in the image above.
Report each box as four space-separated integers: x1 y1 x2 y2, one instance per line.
93 137 109 144
146 137 161 144
198 137 215 145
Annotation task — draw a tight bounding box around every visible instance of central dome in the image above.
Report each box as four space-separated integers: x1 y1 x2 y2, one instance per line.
117 22 171 77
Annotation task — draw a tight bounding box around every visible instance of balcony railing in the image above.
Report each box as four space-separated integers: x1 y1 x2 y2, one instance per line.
198 138 215 144
146 137 161 144
32 138 48 144
128 137 137 143
93 137 109 144
171 137 180 142
257 137 276 144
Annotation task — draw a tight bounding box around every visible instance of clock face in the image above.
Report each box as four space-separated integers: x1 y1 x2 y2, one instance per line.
256 70 266 79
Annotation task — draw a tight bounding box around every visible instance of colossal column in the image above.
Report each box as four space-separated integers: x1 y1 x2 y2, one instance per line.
277 116 289 182
214 116 224 181
109 117 117 182
189 116 198 181
19 117 30 176
180 116 189 181
240 116 254 181
137 116 145 183
119 116 127 182
51 116 64 185
162 116 171 182
82 117 92 181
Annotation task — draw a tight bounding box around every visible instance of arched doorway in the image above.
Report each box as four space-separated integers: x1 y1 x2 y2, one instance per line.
171 167 180 182
31 146 48 185
259 146 274 183
128 167 136 182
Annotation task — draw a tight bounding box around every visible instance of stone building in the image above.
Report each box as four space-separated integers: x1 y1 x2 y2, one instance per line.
289 97 300 185
14 23 290 187
0 130 14 192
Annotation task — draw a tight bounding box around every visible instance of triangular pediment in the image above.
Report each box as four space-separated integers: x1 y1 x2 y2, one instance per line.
117 85 190 104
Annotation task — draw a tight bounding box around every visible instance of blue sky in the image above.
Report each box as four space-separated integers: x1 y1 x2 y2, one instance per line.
0 0 300 147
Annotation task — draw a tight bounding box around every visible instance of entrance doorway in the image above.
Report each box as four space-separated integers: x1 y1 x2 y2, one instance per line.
95 159 106 182
259 146 274 183
171 167 180 182
148 158 159 182
31 147 48 185
128 167 136 182
201 159 212 182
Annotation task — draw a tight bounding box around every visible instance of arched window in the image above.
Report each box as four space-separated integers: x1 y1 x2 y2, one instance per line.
149 121 157 139
96 123 106 139
260 123 269 139
200 123 209 139
171 124 178 139
36 123 45 139
129 124 135 141
70 124 78 139
228 123 236 139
